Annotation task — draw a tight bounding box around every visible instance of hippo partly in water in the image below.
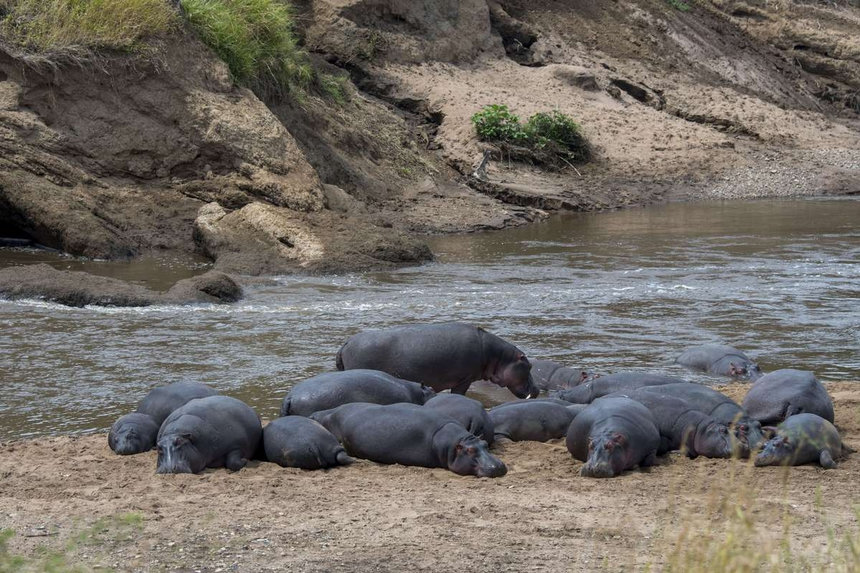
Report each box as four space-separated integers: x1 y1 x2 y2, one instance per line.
566 397 661 478
755 413 846 469
742 369 834 425
554 372 687 404
529 359 593 391
336 322 539 399
280 370 435 417
263 417 353 470
311 402 507 477
156 396 262 474
676 344 763 381
109 382 219 455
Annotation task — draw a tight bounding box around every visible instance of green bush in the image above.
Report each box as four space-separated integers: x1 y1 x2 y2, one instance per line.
179 0 312 100
471 104 527 144
471 104 590 166
0 0 177 53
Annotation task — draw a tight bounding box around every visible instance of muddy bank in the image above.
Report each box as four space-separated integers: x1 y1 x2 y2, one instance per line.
1 383 858 571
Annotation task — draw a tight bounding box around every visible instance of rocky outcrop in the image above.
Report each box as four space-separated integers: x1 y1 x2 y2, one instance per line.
0 264 242 307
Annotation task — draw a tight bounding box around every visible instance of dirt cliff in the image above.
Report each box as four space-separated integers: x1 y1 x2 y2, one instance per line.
1 0 859 281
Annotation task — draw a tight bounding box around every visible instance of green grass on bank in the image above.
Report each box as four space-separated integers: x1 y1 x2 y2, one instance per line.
0 0 178 53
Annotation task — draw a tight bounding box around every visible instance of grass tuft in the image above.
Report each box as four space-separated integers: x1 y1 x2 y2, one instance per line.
0 0 178 53
179 0 312 100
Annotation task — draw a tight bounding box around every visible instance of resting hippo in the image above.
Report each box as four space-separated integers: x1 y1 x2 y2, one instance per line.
280 370 435 417
489 401 579 442
311 402 506 477
566 397 660 478
612 388 735 458
108 382 219 455
109 413 160 455
631 383 764 453
755 414 845 468
423 394 494 445
156 396 262 474
742 369 834 425
530 359 592 391
336 323 539 399
263 417 353 470
553 372 687 404
676 344 763 381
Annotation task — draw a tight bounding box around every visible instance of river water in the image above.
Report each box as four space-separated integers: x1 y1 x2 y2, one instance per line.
1 198 858 440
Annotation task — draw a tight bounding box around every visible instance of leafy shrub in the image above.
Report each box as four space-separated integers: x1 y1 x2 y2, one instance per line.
471 104 590 166
0 0 177 53
180 0 312 100
471 104 527 144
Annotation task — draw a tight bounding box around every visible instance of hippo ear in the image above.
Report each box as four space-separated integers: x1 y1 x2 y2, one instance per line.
516 353 526 361
611 433 627 446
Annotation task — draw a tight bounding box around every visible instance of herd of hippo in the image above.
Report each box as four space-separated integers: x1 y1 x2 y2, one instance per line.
108 322 849 478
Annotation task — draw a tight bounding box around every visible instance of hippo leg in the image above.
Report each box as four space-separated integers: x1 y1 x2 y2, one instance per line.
336 451 355 465
225 450 248 472
820 450 837 469
640 451 657 468
451 381 471 395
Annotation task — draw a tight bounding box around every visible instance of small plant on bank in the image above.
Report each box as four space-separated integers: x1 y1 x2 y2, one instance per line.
471 104 590 167
666 0 691 11
179 0 312 100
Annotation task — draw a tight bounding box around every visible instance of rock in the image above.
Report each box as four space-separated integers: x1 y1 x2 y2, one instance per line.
321 184 366 213
165 271 243 304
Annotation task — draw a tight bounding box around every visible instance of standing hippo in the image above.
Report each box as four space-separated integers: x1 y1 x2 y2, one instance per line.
423 394 494 445
676 344 763 381
489 401 579 442
263 417 353 470
280 370 435 417
631 383 764 452
553 372 687 404
108 382 219 455
755 414 846 468
336 323 539 399
611 388 735 458
565 397 661 478
742 369 834 425
310 402 507 477
530 359 593 391
156 396 262 474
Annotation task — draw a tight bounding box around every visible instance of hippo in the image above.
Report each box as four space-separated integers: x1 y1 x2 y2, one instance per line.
280 370 435 417
742 369 834 425
310 402 507 477
108 382 219 455
263 417 354 470
565 397 661 478
108 413 160 455
489 401 579 442
492 397 584 410
755 414 846 468
630 383 765 453
336 323 539 399
611 388 735 458
156 396 262 474
530 359 593 391
423 394 495 445
676 344 763 381
553 372 687 404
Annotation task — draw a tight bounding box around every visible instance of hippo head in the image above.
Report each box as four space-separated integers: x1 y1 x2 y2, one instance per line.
156 433 205 474
580 432 632 478
732 418 765 455
754 434 794 467
493 354 539 399
729 362 763 382
448 435 507 478
693 422 733 459
108 413 159 455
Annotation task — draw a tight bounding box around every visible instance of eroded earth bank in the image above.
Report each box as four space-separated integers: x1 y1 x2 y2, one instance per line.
1 0 859 289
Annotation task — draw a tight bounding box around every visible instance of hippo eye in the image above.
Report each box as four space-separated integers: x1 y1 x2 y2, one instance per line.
467 447 477 455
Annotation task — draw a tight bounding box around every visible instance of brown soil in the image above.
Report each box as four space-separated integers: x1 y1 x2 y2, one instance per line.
2 383 858 571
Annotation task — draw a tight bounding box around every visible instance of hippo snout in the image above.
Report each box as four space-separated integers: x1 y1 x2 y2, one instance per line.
580 461 616 478
476 458 508 478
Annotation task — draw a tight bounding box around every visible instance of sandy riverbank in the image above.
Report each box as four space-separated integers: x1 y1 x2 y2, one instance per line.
1 383 858 571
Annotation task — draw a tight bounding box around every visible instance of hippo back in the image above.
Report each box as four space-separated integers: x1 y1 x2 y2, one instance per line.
489 401 576 442
554 372 687 404
423 394 494 444
281 370 434 417
742 369 834 425
136 382 219 425
530 359 589 391
676 344 761 380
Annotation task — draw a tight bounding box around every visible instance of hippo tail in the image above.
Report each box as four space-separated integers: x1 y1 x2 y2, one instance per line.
335 344 345 371
336 450 355 465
